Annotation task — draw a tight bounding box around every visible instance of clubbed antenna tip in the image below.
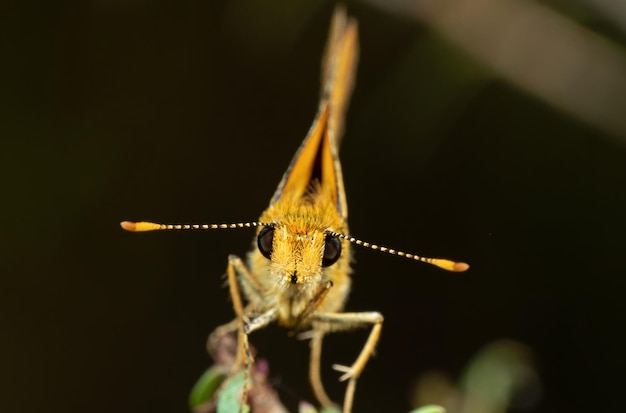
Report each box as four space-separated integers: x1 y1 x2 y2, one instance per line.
432 259 470 272
120 221 163 232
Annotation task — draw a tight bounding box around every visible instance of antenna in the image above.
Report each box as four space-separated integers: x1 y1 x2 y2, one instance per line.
326 230 470 273
120 221 469 273
120 221 272 232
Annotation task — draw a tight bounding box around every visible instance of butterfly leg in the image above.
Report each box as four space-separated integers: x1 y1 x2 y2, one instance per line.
292 281 336 408
309 329 336 408
207 254 266 357
311 311 384 413
206 254 276 411
225 254 277 369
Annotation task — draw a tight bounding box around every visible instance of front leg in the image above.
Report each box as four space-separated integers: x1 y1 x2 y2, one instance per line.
311 311 384 413
207 253 269 356
223 254 274 371
206 254 275 412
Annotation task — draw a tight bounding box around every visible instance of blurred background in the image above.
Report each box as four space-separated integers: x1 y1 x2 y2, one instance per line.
2 0 626 412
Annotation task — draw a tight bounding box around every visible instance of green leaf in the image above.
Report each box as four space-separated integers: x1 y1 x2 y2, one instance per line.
188 366 226 409
217 370 250 413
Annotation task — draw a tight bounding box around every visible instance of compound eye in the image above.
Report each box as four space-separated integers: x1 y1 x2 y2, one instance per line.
257 226 274 260
321 235 342 267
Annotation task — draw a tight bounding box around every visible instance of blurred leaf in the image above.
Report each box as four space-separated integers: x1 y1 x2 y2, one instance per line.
217 371 250 413
460 340 540 413
409 405 446 413
319 406 342 413
189 366 227 409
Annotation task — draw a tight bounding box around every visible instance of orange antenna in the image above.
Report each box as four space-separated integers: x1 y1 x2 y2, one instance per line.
120 221 272 232
326 230 469 272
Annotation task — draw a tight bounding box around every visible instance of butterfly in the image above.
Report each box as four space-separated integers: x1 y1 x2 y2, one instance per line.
122 6 468 412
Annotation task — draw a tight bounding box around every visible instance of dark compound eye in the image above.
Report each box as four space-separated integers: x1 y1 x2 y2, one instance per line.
321 235 342 267
257 226 274 260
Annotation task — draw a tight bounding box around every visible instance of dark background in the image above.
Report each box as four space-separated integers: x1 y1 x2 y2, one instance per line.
3 1 626 412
